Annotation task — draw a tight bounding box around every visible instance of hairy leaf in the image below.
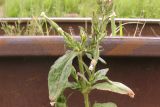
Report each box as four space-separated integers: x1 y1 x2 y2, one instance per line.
93 81 135 98
93 45 100 60
55 94 67 107
48 51 78 104
82 61 91 77
79 26 87 45
86 53 92 60
77 72 90 85
93 102 117 107
95 68 109 77
71 65 78 82
67 82 81 90
94 68 109 83
98 57 107 64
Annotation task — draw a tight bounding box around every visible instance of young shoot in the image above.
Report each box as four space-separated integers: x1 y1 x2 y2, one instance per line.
41 0 135 107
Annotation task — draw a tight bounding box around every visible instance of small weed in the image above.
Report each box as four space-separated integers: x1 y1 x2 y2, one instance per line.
1 17 51 36
41 0 135 107
1 21 24 36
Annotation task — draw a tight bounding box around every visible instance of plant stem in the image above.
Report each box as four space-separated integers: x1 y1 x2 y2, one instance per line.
83 92 90 107
78 53 91 107
78 54 84 74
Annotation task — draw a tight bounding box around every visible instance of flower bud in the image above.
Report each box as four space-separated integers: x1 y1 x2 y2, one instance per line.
50 102 55 106
89 59 97 71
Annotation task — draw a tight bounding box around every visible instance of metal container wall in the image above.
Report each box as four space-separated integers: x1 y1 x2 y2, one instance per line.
0 36 160 107
0 57 160 107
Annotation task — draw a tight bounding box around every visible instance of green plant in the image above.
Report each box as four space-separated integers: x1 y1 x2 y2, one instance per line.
114 0 160 18
24 17 51 36
4 0 97 17
41 0 135 107
4 0 160 18
0 17 51 36
1 21 25 36
0 0 4 6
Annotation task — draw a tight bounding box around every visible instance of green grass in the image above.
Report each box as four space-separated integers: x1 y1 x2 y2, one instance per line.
0 0 4 6
115 0 160 18
4 0 97 17
3 0 160 18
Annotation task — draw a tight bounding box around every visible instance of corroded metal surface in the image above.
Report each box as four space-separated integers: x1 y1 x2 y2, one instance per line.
0 57 51 107
0 57 160 107
0 36 160 57
0 36 66 56
0 17 160 23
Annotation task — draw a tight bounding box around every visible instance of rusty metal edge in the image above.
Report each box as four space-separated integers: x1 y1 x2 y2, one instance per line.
0 17 160 23
0 36 160 57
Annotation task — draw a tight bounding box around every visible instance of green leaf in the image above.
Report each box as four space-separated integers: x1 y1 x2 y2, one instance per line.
86 53 92 60
71 65 78 81
66 82 81 90
93 45 100 60
92 12 99 36
98 57 107 64
79 26 87 45
111 12 117 36
95 68 109 76
55 94 67 107
82 61 91 77
93 102 117 107
77 72 90 85
94 68 109 83
55 102 67 107
92 81 135 98
48 51 78 104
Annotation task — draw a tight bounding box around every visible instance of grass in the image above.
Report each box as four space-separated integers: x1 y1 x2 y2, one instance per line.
0 0 4 6
114 0 160 18
4 0 97 17
3 0 160 18
1 17 51 36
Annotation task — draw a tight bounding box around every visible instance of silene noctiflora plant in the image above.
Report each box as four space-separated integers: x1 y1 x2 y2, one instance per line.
41 0 135 107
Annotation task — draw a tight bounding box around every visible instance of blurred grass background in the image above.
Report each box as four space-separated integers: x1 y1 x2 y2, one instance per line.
1 0 160 18
0 0 4 5
4 0 97 17
0 0 4 16
115 0 160 18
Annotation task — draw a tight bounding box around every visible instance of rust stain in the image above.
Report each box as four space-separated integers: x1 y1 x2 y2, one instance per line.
25 76 41 82
35 39 65 55
108 40 145 55
0 40 6 46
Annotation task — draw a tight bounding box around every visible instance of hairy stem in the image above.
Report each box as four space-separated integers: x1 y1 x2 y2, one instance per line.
78 54 84 74
83 92 90 107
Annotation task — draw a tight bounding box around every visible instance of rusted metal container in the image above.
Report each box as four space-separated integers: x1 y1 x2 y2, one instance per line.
0 36 160 107
0 16 160 107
